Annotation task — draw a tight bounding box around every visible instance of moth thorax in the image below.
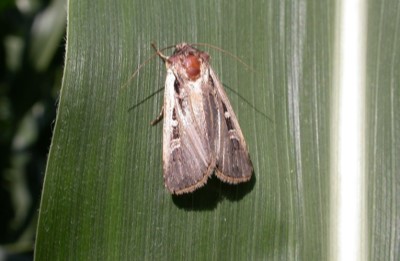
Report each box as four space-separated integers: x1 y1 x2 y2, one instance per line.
183 55 201 80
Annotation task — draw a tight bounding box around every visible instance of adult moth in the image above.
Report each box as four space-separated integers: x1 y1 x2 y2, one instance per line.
150 43 253 194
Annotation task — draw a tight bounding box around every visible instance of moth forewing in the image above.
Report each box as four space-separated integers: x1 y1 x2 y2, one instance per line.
161 55 215 194
209 68 253 183
155 43 253 194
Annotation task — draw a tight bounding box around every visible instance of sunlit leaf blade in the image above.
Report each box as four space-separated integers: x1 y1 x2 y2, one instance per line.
366 1 400 260
35 1 335 260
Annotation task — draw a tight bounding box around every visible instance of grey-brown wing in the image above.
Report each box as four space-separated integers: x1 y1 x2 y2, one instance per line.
162 71 215 194
209 68 253 183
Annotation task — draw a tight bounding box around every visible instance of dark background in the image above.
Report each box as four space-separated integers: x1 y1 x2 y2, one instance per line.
0 0 65 259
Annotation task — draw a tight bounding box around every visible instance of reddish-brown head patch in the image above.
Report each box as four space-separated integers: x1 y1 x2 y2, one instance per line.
183 55 201 80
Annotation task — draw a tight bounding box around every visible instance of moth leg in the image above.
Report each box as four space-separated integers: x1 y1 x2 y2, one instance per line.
150 106 164 125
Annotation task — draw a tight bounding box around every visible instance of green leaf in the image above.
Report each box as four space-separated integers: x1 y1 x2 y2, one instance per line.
366 1 400 260
35 0 335 260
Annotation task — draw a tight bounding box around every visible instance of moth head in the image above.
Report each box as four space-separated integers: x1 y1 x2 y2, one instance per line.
122 42 249 90
168 44 210 81
181 54 201 80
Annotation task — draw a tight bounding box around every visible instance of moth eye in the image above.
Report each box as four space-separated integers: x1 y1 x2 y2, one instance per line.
183 55 201 80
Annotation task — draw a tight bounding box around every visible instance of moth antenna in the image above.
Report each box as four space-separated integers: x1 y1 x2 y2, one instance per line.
192 43 254 72
121 52 159 89
121 43 176 89
151 43 169 61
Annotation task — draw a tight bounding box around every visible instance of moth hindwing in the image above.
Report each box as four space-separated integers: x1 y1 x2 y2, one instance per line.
153 43 253 194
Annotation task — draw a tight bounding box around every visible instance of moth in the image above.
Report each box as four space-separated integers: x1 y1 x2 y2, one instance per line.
150 43 253 194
